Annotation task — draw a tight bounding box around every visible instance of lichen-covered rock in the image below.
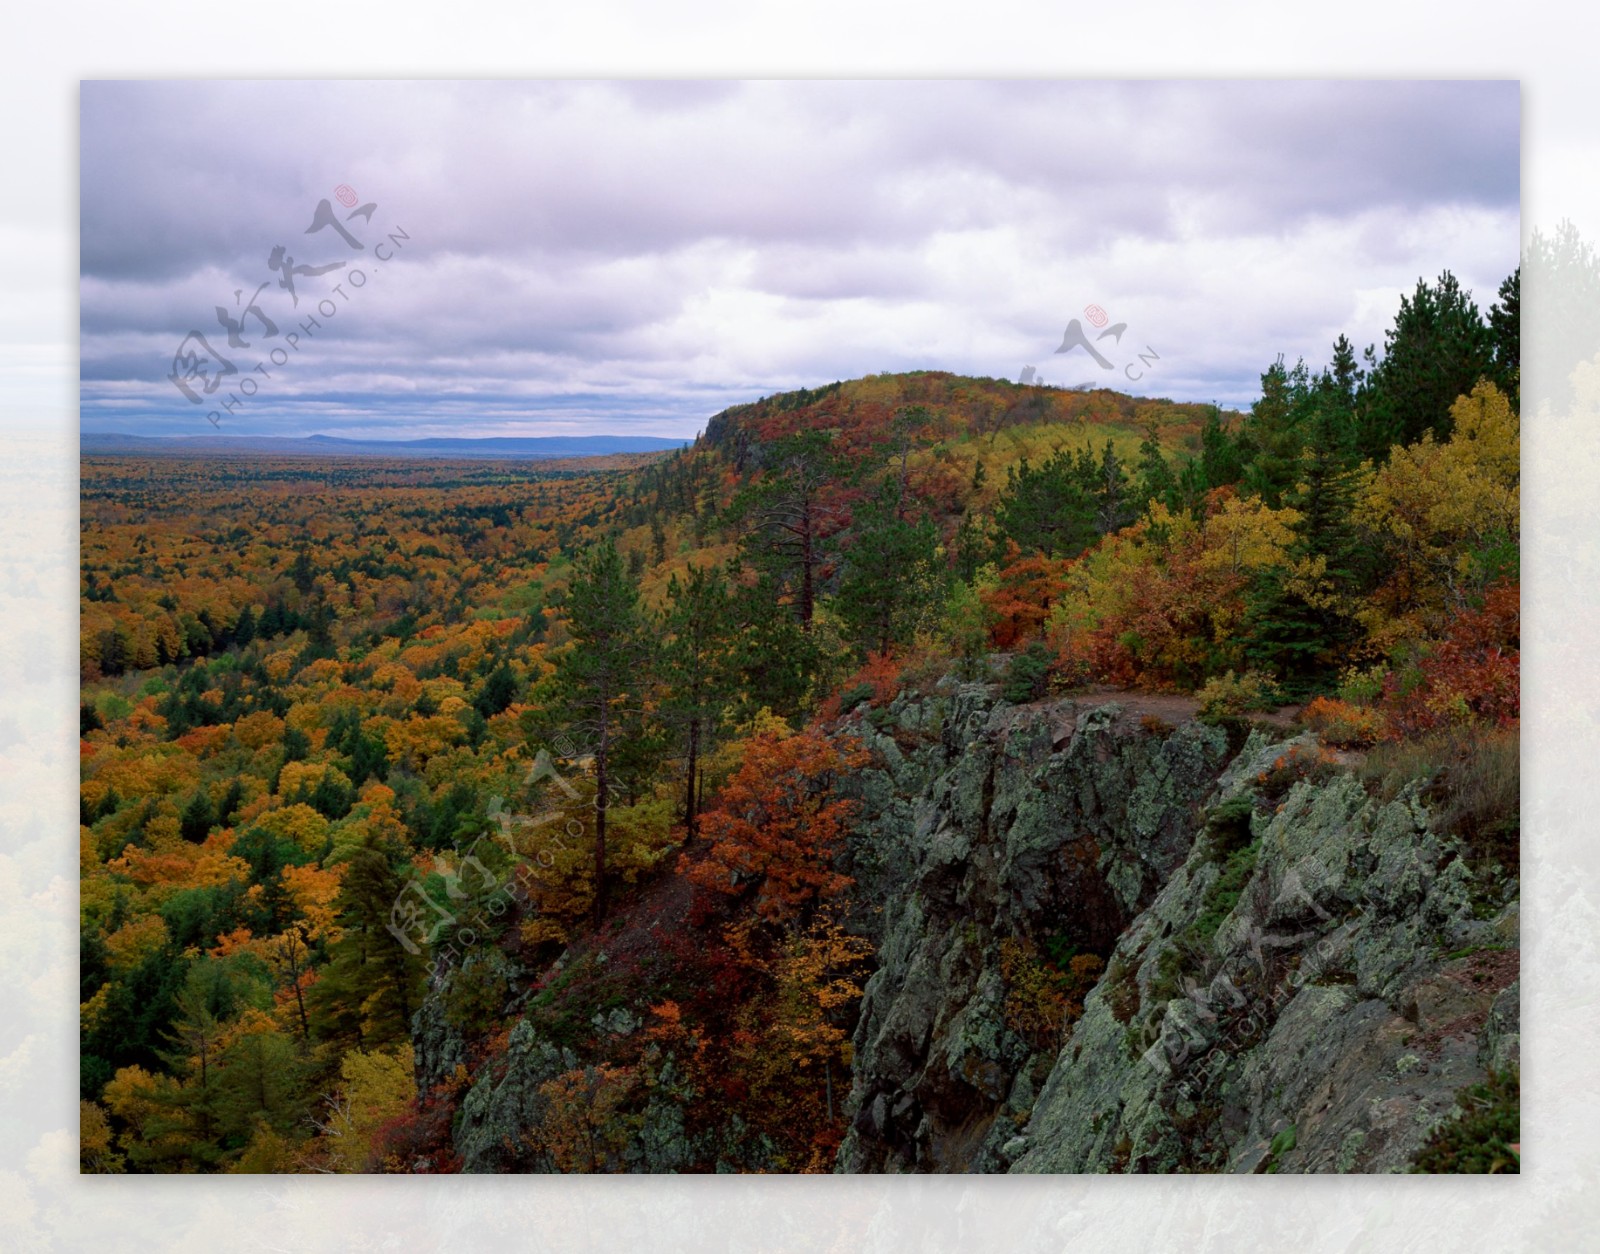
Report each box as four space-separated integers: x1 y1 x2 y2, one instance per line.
1479 975 1520 1074
1012 758 1520 1175
835 691 1230 1172
423 675 1517 1176
413 944 527 1095
454 1018 578 1173
624 1057 695 1173
412 980 467 1096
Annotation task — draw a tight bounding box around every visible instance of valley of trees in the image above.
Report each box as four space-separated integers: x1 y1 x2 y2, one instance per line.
80 263 1521 1173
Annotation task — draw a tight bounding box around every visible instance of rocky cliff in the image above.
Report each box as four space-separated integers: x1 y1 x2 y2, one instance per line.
832 684 1518 1174
414 681 1518 1173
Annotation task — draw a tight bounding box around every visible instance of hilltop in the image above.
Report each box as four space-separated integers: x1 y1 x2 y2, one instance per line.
619 371 1243 605
701 370 1233 468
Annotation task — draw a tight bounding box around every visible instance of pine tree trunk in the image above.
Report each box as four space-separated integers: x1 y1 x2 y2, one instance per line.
593 702 610 927
289 939 310 1043
685 716 700 840
800 513 815 630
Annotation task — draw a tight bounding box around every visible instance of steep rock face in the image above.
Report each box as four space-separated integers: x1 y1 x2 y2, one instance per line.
1004 731 1520 1174
448 1009 698 1174
453 1017 580 1172
834 687 1231 1172
835 694 1518 1175
412 682 1518 1175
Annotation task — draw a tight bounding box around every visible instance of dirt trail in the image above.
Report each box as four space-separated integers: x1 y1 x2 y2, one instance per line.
1031 685 1303 739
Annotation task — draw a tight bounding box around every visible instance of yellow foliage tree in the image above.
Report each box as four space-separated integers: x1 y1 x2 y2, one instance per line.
102 1065 192 1170
516 792 677 948
722 915 872 1170
308 1044 418 1172
250 803 330 856
231 710 285 750
104 915 169 972
80 1100 125 1173
1199 493 1302 577
1354 380 1519 645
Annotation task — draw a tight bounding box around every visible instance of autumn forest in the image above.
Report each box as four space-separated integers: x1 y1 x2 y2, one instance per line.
80 266 1521 1174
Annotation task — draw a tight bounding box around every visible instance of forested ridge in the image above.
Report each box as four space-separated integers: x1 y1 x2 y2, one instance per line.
80 265 1522 1173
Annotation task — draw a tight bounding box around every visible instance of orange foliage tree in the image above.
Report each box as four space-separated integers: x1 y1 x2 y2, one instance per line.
980 545 1069 650
687 727 870 923
723 916 873 1169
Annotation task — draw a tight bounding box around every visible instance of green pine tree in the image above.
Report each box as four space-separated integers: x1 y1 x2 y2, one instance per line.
835 478 945 657
473 662 519 718
727 565 821 722
1241 384 1363 693
660 563 737 839
726 429 846 630
1488 267 1520 403
546 539 656 924
1359 270 1494 458
309 835 423 1049
993 448 1098 558
180 789 217 843
1134 426 1176 515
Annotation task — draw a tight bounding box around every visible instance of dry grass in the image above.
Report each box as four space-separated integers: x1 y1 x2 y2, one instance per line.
1360 726 1519 869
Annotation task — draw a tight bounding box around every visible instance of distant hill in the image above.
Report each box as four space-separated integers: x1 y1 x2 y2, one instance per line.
700 371 1236 471
80 432 693 459
628 371 1246 567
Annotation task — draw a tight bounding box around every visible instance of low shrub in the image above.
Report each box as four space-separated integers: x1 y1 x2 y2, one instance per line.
1303 695 1386 747
999 937 1105 1051
1360 726 1518 871
836 683 875 716
1379 580 1518 739
1196 670 1279 721
1253 743 1342 801
1411 1068 1519 1173
1102 952 1141 1025
1195 841 1259 940
1336 663 1388 705
1139 713 1176 737
818 652 905 720
1001 641 1054 705
1204 794 1257 857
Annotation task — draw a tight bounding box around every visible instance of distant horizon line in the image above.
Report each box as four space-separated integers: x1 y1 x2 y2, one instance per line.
80 431 697 444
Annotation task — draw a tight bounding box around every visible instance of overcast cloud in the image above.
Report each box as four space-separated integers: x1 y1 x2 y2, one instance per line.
79 79 1520 439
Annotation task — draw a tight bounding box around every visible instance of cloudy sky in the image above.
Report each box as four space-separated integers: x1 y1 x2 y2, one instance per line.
79 79 1520 440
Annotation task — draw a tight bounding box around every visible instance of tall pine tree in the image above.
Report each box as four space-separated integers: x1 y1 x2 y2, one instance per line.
309 834 423 1049
660 563 736 840
547 539 656 924
992 447 1098 559
1359 270 1494 458
836 478 944 657
727 429 846 630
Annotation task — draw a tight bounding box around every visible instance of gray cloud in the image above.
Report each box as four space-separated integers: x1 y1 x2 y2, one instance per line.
79 79 1520 438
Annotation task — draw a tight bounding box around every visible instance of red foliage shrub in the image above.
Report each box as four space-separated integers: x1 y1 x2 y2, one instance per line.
369 1090 463 1173
815 652 904 721
1380 580 1519 739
